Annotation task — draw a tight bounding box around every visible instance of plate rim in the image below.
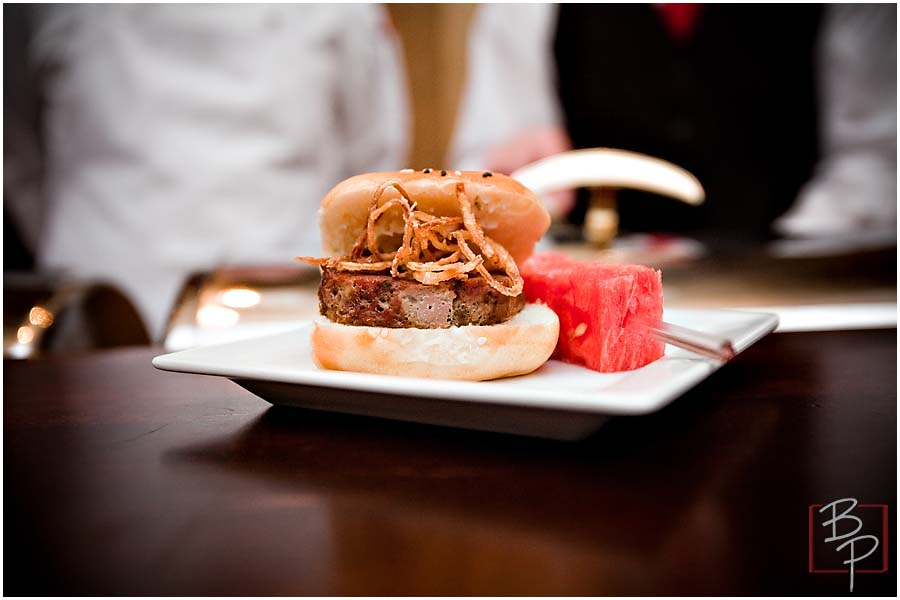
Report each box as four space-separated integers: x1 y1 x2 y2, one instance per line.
152 308 778 416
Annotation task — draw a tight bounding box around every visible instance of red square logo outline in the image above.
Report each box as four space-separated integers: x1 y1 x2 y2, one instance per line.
808 503 889 574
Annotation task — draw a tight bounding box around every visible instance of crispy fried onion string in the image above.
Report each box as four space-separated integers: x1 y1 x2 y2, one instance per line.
296 181 523 296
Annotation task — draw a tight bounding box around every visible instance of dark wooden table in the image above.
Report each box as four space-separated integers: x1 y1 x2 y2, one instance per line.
5 330 896 596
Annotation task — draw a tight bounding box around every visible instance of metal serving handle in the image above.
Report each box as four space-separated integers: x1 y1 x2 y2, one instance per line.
510 147 706 204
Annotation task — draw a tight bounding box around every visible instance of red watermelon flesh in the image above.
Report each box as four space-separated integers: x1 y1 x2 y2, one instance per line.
521 253 665 372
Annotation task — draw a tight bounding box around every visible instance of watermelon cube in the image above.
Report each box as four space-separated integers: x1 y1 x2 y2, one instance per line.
521 253 665 372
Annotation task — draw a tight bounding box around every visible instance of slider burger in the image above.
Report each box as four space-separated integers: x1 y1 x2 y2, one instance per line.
297 169 559 381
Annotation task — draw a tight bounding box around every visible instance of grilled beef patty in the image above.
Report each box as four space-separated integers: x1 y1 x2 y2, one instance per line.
319 267 525 328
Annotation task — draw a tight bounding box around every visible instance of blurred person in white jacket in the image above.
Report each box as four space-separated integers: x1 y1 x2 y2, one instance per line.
450 4 896 244
5 4 409 338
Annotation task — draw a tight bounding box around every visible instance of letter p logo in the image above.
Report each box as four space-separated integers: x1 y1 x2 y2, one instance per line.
811 499 888 592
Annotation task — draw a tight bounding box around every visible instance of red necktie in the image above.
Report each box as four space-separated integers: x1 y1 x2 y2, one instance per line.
656 4 703 44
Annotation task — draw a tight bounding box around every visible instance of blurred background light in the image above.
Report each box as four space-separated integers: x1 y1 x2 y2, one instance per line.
28 305 54 327
16 325 34 344
219 287 261 309
197 305 240 329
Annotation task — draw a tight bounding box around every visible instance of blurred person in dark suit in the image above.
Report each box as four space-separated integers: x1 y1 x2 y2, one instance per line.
4 4 409 338
450 4 896 246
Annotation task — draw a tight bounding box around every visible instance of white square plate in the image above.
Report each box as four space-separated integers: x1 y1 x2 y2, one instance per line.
153 308 778 440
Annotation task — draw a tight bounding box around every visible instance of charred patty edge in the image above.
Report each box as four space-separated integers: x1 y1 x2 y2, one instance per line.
318 267 525 329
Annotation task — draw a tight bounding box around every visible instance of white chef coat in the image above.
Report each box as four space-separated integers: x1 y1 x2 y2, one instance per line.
449 4 896 239
450 4 563 173
25 4 409 338
776 5 897 239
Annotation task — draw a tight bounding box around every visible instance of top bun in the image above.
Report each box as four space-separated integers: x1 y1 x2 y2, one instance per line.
319 170 550 265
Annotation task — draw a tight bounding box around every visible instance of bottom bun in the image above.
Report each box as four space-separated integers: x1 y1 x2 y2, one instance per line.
311 303 559 381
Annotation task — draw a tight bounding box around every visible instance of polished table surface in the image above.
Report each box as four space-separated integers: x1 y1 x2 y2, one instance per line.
5 330 896 595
